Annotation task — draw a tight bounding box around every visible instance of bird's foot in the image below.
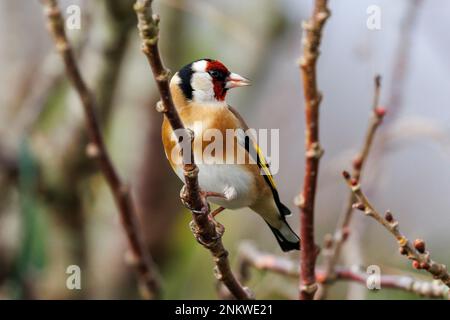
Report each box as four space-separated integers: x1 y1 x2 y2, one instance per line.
181 187 226 248
214 219 225 236
211 206 225 218
189 217 224 248
180 186 227 214
179 185 194 210
179 185 210 213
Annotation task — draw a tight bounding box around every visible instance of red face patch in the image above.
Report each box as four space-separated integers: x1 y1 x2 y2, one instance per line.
206 60 230 101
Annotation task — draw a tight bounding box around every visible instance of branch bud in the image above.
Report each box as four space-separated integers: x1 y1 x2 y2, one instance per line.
342 227 350 241
342 171 351 180
384 210 394 222
324 234 333 249
352 156 363 170
350 178 358 186
420 262 430 270
399 247 408 256
352 202 366 211
374 107 386 118
414 239 426 254
86 142 100 158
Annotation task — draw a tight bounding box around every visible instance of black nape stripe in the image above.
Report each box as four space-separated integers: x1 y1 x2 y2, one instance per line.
177 63 194 100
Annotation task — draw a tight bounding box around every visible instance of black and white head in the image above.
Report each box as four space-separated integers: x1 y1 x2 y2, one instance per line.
171 59 250 104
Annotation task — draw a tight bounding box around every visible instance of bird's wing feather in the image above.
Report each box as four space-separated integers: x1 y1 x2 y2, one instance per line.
227 105 291 217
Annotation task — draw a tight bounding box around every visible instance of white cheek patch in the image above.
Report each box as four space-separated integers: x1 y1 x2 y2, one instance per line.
191 72 212 91
191 72 216 103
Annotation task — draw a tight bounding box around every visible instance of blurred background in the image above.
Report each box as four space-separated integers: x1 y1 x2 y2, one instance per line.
0 0 448 299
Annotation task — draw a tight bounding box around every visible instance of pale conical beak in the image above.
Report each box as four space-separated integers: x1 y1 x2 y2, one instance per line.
225 72 251 89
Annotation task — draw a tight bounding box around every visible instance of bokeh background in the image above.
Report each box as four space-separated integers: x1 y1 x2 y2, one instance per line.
0 0 449 299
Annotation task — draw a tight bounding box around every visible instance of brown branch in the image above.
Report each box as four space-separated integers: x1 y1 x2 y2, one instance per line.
135 0 186 263
40 0 161 299
296 0 330 300
238 242 449 299
336 1 424 300
319 76 386 297
238 242 299 282
342 171 450 289
134 0 251 300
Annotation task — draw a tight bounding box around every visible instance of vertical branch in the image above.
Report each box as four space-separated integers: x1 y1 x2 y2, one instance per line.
135 2 187 261
319 76 385 296
296 0 330 300
134 0 251 300
40 0 161 299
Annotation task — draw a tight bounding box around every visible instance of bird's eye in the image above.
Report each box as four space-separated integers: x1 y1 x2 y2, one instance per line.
208 70 220 79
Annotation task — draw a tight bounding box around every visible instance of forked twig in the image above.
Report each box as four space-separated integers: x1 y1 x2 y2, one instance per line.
320 76 386 297
342 171 450 289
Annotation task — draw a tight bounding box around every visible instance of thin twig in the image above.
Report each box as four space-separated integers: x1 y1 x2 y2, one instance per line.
134 0 251 300
238 242 449 299
296 0 330 300
340 1 424 300
342 171 450 289
366 0 424 193
40 0 161 299
319 76 385 297
385 0 424 124
162 0 256 50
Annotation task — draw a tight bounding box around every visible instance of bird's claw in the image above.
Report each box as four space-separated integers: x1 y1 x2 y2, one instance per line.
180 186 216 213
182 186 225 247
201 191 226 200
214 220 225 236
179 185 194 210
189 217 224 249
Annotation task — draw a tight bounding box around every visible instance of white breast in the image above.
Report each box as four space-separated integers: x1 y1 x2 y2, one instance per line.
175 164 256 209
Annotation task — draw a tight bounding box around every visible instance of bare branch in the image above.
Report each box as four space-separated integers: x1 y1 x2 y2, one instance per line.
385 0 424 123
238 242 449 299
40 0 161 299
342 171 450 289
320 76 386 297
134 0 251 300
296 0 330 300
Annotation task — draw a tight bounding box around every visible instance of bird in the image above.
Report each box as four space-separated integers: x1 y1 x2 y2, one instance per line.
162 58 300 252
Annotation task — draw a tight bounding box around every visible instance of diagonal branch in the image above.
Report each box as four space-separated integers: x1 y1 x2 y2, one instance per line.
296 0 330 300
342 171 450 289
238 242 449 299
320 76 386 296
40 0 161 299
134 0 251 300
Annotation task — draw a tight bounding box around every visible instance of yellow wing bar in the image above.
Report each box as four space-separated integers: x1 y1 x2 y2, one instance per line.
254 142 277 190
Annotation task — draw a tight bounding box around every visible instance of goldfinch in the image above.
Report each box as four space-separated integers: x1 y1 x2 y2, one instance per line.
162 59 300 252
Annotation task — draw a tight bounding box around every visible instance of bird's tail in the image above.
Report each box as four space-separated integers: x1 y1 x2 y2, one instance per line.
266 219 300 252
